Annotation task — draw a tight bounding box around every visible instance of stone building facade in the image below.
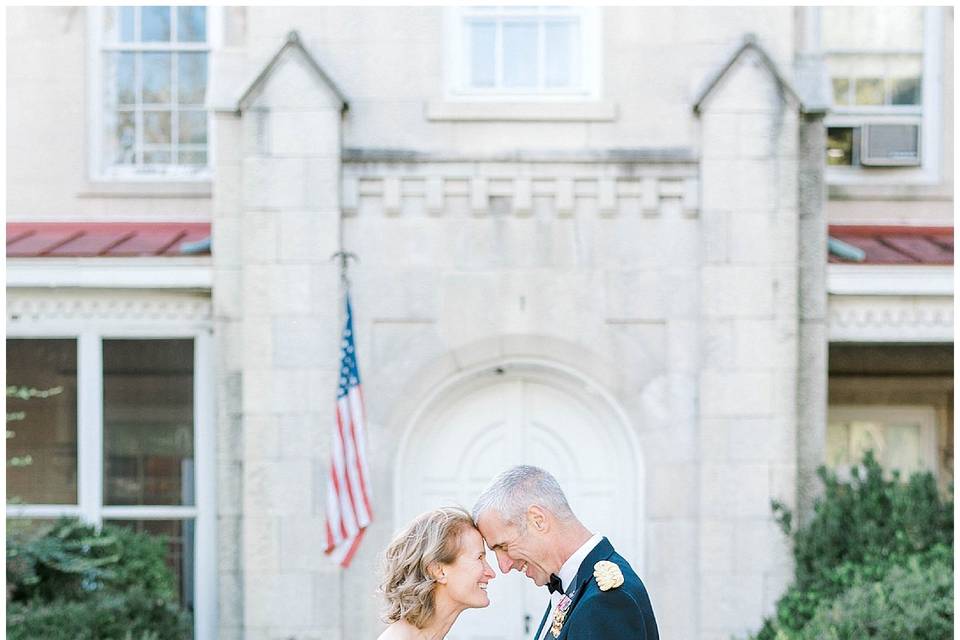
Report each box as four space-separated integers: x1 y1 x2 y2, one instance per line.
6 6 953 640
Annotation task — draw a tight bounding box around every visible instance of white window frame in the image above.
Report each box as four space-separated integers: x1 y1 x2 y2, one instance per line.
827 405 939 479
810 6 944 185
443 6 602 101
6 321 217 640
87 6 222 182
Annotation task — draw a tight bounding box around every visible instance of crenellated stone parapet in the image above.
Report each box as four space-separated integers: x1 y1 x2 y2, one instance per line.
341 150 700 219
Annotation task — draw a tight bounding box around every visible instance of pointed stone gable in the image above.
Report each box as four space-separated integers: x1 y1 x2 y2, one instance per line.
693 34 809 116
236 30 348 114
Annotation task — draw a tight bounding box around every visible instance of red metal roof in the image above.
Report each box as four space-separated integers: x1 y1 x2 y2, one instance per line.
828 225 953 265
6 223 211 257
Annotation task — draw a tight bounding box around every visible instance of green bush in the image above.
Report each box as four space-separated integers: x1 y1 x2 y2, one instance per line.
800 545 953 640
752 452 953 640
7 588 192 640
6 518 191 640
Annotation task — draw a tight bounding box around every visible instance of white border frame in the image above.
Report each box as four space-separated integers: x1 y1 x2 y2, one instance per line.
86 6 223 183
811 6 944 185
827 264 953 296
442 6 602 102
7 257 212 289
6 316 217 640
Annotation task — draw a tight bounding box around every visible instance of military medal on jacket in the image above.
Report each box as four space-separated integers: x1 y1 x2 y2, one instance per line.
550 594 573 638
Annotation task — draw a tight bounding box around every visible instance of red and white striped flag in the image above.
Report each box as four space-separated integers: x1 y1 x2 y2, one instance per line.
324 293 373 568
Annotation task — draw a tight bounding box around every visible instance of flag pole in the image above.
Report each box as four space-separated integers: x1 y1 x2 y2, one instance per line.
330 250 358 293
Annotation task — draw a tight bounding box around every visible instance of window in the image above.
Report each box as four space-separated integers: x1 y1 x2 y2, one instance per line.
816 7 943 179
93 6 212 179
6 333 213 637
822 7 923 111
447 6 600 99
7 340 78 505
827 406 938 479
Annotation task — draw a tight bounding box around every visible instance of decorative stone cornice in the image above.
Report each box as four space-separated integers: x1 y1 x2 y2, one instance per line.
828 295 953 342
7 290 212 325
341 158 699 219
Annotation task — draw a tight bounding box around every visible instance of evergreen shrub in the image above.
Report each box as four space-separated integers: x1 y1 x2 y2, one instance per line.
752 451 953 640
6 518 192 640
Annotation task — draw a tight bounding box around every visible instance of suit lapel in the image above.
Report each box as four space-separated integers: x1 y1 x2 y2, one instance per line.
555 538 616 639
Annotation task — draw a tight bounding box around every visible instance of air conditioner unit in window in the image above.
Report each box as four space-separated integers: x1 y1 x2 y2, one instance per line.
860 123 921 167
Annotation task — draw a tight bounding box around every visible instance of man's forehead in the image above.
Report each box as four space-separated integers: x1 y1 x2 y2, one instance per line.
476 510 512 545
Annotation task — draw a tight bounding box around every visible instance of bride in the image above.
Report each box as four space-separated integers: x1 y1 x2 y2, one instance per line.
377 507 496 640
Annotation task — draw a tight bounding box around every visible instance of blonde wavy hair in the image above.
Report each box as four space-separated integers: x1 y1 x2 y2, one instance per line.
379 506 476 628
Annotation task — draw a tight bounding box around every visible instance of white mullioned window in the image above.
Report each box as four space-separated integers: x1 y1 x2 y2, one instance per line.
821 6 924 112
813 6 944 181
6 315 215 640
447 6 601 99
92 6 214 180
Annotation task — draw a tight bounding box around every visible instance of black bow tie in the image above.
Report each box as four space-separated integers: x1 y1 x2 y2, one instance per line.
547 573 563 595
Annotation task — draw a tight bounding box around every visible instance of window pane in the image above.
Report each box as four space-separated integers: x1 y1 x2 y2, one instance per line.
114 111 136 164
890 76 922 105
103 340 194 506
544 20 577 88
144 111 171 144
826 422 850 466
176 6 206 43
115 53 136 106
468 21 496 87
831 78 850 105
120 7 135 42
177 53 207 105
7 518 58 541
854 78 884 105
178 111 207 144
6 339 78 505
105 519 195 611
826 127 855 166
502 21 538 87
142 53 172 104
144 150 172 165
103 7 135 43
821 7 923 50
849 421 885 461
178 150 207 165
885 423 922 475
142 6 172 42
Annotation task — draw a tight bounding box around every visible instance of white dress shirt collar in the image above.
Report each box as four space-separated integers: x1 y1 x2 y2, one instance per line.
557 533 603 594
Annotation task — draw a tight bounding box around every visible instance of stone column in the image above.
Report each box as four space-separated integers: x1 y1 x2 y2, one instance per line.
695 46 801 638
211 102 247 640
796 114 827 524
220 41 344 639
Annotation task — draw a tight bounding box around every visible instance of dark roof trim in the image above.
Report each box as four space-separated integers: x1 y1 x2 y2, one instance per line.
236 30 348 115
693 33 816 116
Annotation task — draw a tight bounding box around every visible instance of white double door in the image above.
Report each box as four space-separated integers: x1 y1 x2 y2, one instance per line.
396 370 637 640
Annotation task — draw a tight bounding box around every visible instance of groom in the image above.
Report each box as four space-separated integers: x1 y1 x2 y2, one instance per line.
472 466 659 639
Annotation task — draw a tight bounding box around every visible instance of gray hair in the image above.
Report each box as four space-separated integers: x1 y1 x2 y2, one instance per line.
471 465 574 529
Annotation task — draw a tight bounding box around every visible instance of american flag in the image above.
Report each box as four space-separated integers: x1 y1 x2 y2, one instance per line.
324 293 373 568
